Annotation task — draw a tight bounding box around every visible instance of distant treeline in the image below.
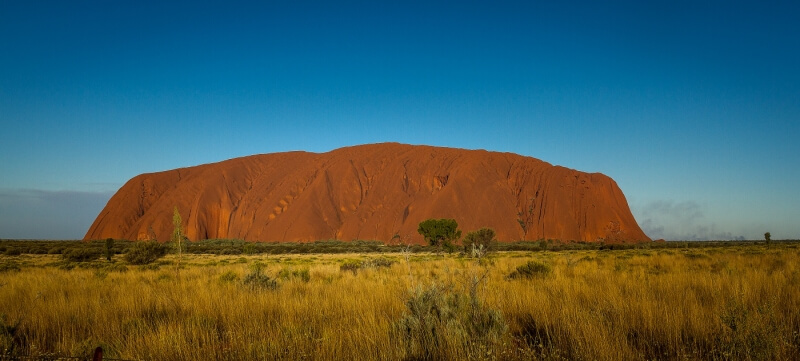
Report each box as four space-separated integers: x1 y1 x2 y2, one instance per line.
0 238 796 256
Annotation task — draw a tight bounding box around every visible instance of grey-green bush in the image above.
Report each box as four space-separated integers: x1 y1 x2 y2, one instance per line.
123 241 168 265
218 270 239 283
508 260 552 279
396 283 507 360
62 248 101 262
242 266 278 290
462 228 495 257
0 260 21 273
340 260 362 274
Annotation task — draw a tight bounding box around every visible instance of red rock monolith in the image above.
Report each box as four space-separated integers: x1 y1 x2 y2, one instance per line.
84 143 650 244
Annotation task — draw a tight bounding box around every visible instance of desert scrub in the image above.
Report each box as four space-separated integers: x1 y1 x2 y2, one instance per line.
61 248 101 262
124 241 168 265
340 257 396 275
362 257 396 269
277 267 311 282
508 260 552 279
218 270 239 283
47 247 64 255
0 260 21 273
396 283 507 360
339 260 363 274
242 265 278 290
101 263 128 273
3 248 21 256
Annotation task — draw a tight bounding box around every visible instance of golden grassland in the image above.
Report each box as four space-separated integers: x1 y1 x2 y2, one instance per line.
1 244 799 360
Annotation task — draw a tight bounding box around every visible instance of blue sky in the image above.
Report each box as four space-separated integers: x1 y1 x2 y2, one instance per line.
1 1 798 240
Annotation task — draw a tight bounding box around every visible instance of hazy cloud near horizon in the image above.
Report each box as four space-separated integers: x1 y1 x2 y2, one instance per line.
633 200 747 241
0 189 113 239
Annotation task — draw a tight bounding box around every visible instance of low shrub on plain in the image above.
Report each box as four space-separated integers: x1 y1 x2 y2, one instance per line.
508 260 552 279
243 265 278 290
124 241 168 265
278 267 311 282
340 257 396 275
0 260 21 273
340 260 362 274
62 248 101 262
396 283 507 359
462 228 496 258
218 270 239 283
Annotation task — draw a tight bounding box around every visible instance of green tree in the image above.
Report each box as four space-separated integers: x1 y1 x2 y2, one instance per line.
462 228 495 257
417 219 461 250
765 232 771 246
104 238 114 261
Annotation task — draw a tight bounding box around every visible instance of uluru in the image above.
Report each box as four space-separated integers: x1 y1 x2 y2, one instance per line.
84 143 650 244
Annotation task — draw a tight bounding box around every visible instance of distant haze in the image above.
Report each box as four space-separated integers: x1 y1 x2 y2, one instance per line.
0 189 113 240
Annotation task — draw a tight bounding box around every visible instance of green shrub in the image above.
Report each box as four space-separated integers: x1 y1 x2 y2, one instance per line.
139 264 160 271
47 247 64 255
219 270 239 283
340 260 362 274
462 228 495 258
124 241 168 265
278 267 311 282
0 260 21 273
62 248 101 262
296 268 311 282
242 265 278 291
219 247 241 255
242 243 257 255
508 261 552 279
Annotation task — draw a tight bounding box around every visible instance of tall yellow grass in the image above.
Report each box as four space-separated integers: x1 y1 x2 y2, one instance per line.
1 244 798 360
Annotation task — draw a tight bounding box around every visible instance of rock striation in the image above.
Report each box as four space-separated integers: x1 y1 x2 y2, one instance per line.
84 143 650 243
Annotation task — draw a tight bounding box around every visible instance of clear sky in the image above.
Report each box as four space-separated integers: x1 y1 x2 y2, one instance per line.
1 1 798 240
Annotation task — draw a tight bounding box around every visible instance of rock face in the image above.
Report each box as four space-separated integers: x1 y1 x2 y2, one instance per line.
84 143 650 243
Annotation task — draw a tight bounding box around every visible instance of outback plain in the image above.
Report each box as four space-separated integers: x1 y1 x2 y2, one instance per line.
4 0 800 359
1 240 798 360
